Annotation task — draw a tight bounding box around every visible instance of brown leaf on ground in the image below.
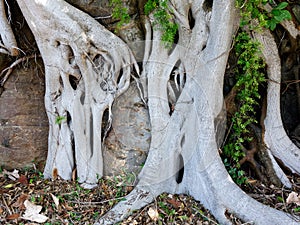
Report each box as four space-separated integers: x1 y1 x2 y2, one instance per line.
12 193 28 210
167 197 182 209
6 213 20 220
18 175 28 186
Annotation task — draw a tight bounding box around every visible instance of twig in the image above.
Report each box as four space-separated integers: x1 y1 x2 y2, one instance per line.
0 54 40 87
2 195 12 215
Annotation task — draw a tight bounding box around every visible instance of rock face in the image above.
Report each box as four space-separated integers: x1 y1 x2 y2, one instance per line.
0 63 48 169
103 83 150 176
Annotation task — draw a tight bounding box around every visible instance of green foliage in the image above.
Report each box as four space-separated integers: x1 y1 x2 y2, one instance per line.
55 116 66 125
223 0 291 185
110 0 130 28
236 0 291 31
144 0 178 47
267 2 292 30
223 30 266 185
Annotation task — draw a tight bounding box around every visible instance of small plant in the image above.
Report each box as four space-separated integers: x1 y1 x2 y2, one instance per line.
55 115 66 125
144 0 178 47
237 0 291 31
110 0 130 29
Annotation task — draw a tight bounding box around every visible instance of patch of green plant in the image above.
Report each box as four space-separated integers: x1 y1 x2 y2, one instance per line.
110 0 130 29
223 30 265 185
55 116 66 125
223 0 291 185
144 0 178 48
236 0 291 31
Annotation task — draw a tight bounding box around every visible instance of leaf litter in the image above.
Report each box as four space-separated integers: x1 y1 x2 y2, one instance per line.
1 166 300 224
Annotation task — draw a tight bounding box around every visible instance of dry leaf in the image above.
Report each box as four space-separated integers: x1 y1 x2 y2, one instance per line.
12 194 28 210
72 168 77 182
52 168 58 180
6 213 20 220
0 207 3 214
167 198 182 209
50 193 60 209
21 200 48 223
63 203 73 211
286 192 300 206
4 183 14 189
3 169 19 181
18 175 28 186
147 207 159 221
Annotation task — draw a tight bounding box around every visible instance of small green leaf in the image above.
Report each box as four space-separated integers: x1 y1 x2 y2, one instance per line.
275 2 288 10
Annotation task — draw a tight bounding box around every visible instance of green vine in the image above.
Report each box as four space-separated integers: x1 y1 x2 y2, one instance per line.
144 0 178 47
110 0 130 29
223 0 291 185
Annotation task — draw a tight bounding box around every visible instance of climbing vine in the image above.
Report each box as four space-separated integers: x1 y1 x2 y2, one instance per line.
144 0 178 47
223 0 291 185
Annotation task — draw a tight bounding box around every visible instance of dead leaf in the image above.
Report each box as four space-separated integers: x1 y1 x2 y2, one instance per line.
286 192 300 206
63 203 73 211
3 169 20 181
12 194 28 210
21 200 48 223
72 168 77 182
0 207 3 214
4 183 14 189
18 175 28 186
50 193 60 209
147 207 159 221
6 213 20 220
52 168 58 180
167 198 182 209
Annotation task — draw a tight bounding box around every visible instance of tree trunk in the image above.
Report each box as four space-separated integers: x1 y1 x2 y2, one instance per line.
16 0 138 187
3 0 299 224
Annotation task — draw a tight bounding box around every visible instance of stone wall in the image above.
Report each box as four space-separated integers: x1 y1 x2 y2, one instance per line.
0 62 48 169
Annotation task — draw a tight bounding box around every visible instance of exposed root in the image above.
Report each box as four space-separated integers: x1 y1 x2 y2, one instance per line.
252 22 300 175
0 0 18 56
0 54 40 89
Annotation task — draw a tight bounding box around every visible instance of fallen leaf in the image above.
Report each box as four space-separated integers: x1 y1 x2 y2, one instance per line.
21 200 48 223
3 169 20 181
52 168 58 180
0 207 3 214
63 203 73 211
50 193 60 209
6 213 20 220
167 198 182 209
4 183 14 189
18 175 28 186
286 192 300 206
147 207 159 221
72 168 77 182
12 194 28 210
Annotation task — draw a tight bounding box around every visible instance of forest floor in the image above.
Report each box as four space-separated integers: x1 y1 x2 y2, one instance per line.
1 166 300 225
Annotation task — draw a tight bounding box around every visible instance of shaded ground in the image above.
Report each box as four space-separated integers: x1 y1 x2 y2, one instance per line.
1 166 300 225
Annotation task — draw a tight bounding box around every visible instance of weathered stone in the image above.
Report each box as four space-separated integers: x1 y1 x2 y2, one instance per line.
103 83 150 176
118 18 145 61
0 64 48 169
